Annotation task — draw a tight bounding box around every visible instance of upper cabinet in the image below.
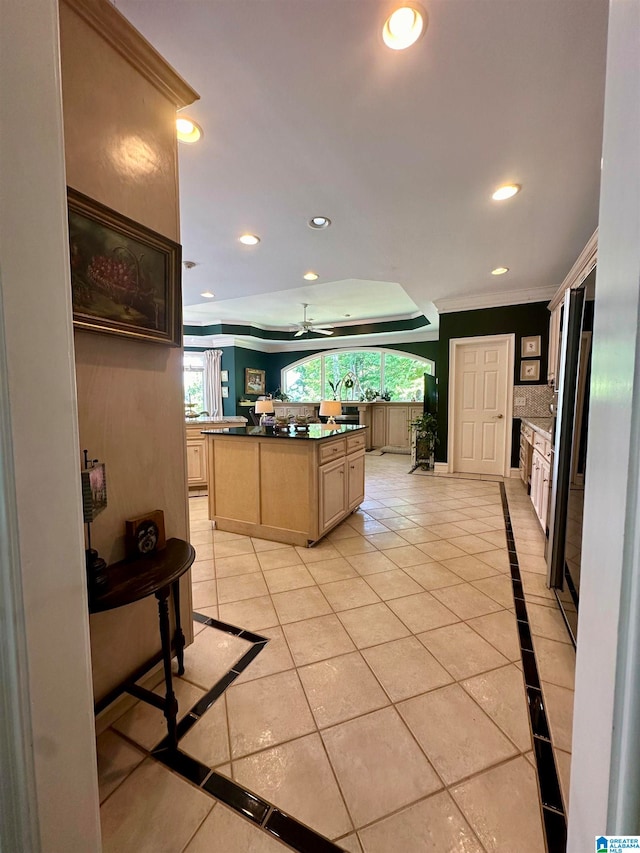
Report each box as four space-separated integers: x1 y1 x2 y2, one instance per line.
547 230 598 386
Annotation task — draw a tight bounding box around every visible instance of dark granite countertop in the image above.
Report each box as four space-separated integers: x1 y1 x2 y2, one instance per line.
201 424 367 441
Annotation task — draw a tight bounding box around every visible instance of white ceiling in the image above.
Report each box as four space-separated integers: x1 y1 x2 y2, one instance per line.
118 0 608 340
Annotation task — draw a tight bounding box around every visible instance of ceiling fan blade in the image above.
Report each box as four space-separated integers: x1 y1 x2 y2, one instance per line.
294 329 305 337
313 328 334 336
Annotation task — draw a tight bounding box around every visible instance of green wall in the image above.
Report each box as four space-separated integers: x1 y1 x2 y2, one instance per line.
436 302 550 465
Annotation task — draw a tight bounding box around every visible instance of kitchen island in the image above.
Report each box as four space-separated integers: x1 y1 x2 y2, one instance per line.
202 424 367 546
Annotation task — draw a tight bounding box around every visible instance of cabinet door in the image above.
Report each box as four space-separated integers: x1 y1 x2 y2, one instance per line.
319 458 347 533
540 458 551 531
530 455 541 518
372 406 386 447
347 451 365 510
386 406 409 447
186 438 207 486
548 306 562 384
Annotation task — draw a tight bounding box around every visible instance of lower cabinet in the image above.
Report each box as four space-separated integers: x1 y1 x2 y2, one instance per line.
319 449 366 532
530 449 551 530
186 437 208 487
347 450 365 509
372 406 387 447
205 429 368 546
369 404 424 449
319 458 347 533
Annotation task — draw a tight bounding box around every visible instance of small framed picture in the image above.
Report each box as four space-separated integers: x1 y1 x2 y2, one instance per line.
221 386 229 398
521 335 541 358
125 509 166 557
220 370 229 382
245 368 266 395
520 360 541 381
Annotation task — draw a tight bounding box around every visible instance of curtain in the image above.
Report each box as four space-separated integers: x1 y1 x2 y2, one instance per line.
203 349 223 418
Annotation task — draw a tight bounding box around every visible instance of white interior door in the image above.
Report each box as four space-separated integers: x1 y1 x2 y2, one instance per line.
451 337 511 475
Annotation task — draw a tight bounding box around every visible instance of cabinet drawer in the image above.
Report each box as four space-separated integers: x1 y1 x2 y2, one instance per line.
346 432 366 454
521 424 533 443
533 433 551 459
319 438 346 464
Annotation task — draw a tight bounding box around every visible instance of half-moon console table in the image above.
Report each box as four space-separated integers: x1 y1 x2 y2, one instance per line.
89 537 195 750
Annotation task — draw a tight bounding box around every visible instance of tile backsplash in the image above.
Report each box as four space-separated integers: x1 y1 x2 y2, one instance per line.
512 384 553 418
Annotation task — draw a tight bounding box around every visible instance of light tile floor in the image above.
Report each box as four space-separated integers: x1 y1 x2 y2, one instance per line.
98 454 576 852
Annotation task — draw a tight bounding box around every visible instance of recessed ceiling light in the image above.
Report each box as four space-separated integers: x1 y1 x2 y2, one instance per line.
238 234 260 245
200 291 215 298
492 184 521 201
176 117 202 144
303 272 319 281
382 5 426 50
308 216 331 229
491 267 509 276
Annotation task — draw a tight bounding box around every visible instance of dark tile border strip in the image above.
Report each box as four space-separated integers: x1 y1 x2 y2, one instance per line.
499 483 567 853
151 613 345 852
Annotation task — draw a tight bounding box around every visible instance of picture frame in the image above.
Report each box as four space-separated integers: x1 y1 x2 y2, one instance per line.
221 386 229 398
520 360 541 381
67 187 182 346
125 509 166 557
220 370 229 382
521 335 541 358
245 368 266 395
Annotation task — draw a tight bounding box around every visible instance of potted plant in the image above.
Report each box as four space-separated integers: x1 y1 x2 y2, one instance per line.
409 412 439 470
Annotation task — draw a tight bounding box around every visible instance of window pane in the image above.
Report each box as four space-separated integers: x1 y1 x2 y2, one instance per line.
324 351 381 400
184 369 204 411
383 354 428 401
283 357 322 401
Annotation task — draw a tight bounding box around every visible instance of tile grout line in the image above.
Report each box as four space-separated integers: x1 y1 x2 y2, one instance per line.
182 476 549 849
499 482 567 853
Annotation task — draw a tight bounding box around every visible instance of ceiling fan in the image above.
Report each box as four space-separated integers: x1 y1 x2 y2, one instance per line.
292 303 334 337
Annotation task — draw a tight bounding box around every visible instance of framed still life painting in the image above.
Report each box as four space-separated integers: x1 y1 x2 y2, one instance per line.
67 188 182 346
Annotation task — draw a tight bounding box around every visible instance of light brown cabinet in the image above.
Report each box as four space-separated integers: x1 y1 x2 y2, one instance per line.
205 427 368 546
319 457 347 533
186 437 208 487
369 403 424 449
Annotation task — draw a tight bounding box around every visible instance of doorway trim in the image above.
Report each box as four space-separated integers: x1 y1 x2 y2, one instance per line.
448 334 515 477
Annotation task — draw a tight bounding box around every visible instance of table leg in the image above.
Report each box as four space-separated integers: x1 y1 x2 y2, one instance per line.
156 587 178 750
172 579 186 676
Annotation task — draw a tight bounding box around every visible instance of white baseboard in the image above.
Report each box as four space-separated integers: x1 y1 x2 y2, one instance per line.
434 462 449 473
510 467 521 478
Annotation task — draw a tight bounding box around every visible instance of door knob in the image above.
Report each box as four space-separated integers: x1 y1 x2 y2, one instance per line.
493 414 504 419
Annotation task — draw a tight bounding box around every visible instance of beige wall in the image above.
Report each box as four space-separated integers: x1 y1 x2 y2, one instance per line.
60 0 196 701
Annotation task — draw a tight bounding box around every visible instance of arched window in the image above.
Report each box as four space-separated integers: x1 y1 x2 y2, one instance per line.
282 349 434 402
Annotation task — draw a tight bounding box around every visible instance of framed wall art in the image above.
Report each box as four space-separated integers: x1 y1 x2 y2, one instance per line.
220 370 229 382
221 387 229 398
67 187 182 346
245 368 266 395
520 360 541 381
521 335 541 358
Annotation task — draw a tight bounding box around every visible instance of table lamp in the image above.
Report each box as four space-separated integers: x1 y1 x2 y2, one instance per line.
255 399 275 425
320 400 342 425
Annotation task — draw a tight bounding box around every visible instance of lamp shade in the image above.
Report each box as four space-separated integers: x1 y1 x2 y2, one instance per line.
319 400 342 418
255 399 274 414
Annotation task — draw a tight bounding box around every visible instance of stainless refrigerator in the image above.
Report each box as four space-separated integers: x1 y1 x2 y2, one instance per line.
546 271 595 645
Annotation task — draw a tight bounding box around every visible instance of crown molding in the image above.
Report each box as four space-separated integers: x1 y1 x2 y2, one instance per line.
62 0 199 108
434 286 558 315
184 328 440 354
548 229 598 310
